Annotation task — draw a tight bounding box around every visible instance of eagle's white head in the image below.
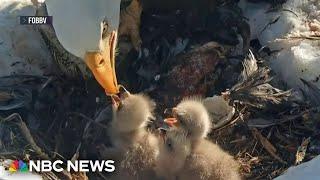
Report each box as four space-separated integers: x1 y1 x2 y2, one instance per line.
45 0 121 94
45 0 121 58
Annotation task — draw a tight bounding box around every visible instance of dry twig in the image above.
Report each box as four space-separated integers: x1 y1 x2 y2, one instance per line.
0 113 72 179
252 128 286 164
1 113 49 160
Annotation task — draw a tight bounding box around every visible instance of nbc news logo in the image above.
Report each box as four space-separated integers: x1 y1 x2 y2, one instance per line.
4 160 115 173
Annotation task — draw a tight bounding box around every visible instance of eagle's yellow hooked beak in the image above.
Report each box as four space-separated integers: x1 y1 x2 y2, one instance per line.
85 31 119 95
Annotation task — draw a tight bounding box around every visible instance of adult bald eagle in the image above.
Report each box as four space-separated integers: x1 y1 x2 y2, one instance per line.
36 0 121 94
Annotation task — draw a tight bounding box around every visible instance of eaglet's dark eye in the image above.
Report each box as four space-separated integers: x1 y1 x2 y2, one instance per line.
166 139 173 151
177 115 185 125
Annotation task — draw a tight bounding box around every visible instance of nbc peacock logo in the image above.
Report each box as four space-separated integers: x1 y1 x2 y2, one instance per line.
8 160 28 173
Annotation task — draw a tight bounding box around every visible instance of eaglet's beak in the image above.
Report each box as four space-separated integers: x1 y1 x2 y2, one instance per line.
164 108 180 127
111 94 121 109
164 118 179 127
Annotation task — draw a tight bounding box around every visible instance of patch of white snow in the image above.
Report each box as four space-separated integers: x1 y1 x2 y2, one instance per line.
239 0 320 89
274 155 320 180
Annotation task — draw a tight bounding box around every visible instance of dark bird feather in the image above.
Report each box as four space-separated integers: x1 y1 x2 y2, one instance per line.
226 50 291 109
